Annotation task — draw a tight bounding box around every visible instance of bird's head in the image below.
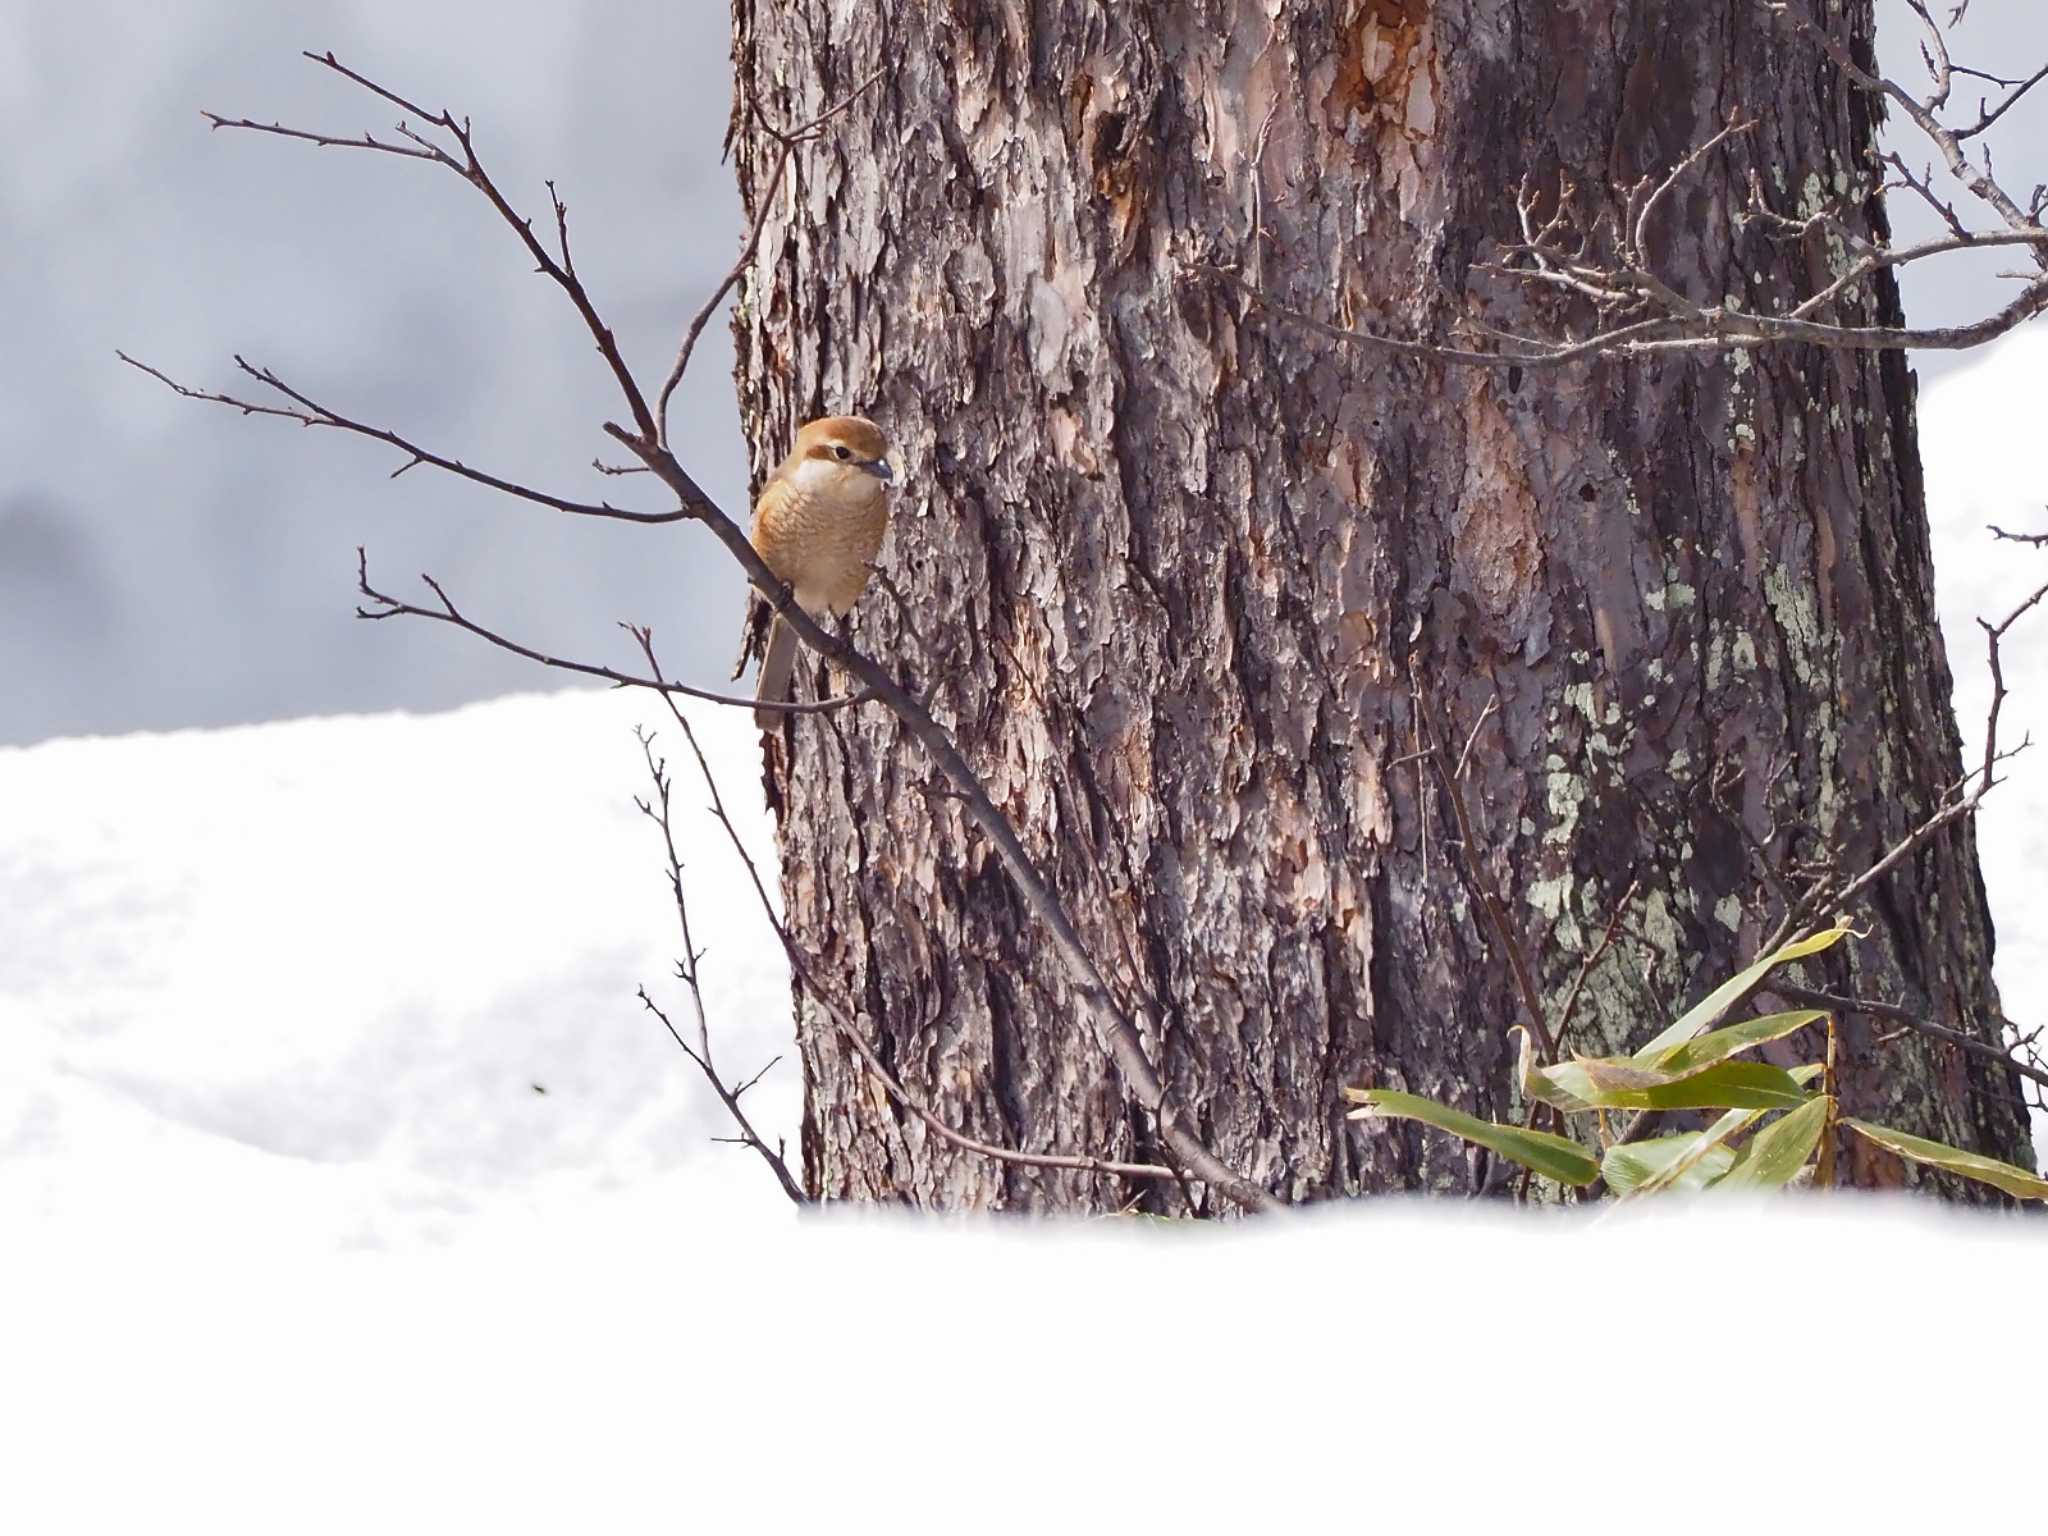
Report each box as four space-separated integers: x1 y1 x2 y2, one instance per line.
786 415 896 491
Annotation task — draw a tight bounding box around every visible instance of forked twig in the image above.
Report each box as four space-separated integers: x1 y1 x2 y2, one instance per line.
635 727 807 1205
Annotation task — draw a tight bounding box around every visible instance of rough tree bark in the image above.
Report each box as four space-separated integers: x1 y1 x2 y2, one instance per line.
726 0 2034 1208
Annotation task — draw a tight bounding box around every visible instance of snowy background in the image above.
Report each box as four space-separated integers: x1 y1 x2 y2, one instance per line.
4 3 2046 1528
2 0 751 746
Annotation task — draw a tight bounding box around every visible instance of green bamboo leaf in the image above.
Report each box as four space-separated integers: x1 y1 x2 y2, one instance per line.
1602 1133 1738 1193
1711 1096 1831 1189
1625 1066 1827 1198
1541 1059 1811 1111
1652 1009 1829 1075
1632 927 1852 1064
1344 1088 1600 1186
1632 1062 1813 1111
1843 1119 2048 1200
1629 1106 1765 1196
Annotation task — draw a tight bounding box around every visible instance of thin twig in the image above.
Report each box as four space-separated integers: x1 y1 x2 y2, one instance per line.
1417 673 1555 1062
1770 982 2046 1092
634 728 807 1205
206 50 666 439
1453 694 1500 782
1193 262 2048 368
1765 4 2045 257
1759 576 2048 950
1551 878 1641 1054
353 551 873 716
118 352 679 526
635 637 1175 1191
653 68 885 449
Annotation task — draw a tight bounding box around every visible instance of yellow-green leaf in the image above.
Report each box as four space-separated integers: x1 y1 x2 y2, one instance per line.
1712 1096 1831 1189
1651 1009 1828 1075
1633 1062 1814 1111
1345 1089 1600 1186
1632 927 1851 1064
1539 1059 1812 1112
1843 1119 2048 1201
1603 1133 1738 1193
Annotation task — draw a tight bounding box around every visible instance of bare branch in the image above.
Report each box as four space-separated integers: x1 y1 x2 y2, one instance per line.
635 729 807 1206
1784 227 2048 323
119 351 681 526
1759 576 2048 951
199 108 443 163
635 641 1176 1193
1956 59 2048 142
1765 4 2046 256
1770 982 2047 1092
353 551 873 717
1879 150 1973 239
653 67 886 450
1971 576 2048 796
1192 263 2048 369
207 49 662 440
1627 114 1757 308
1905 0 1957 111
1453 694 1501 783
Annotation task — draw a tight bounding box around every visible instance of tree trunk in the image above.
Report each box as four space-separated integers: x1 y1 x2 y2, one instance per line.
726 0 2033 1208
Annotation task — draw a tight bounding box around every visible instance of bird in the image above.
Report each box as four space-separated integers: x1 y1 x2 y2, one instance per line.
739 415 895 730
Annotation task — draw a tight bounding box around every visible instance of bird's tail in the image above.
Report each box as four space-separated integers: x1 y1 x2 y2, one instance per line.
754 615 798 731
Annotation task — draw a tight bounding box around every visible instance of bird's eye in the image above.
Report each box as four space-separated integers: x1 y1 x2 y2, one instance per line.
832 444 850 460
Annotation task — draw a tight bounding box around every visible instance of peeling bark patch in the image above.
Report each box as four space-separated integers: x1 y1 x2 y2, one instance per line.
1328 0 1434 129
1072 59 1150 259
1454 384 1543 634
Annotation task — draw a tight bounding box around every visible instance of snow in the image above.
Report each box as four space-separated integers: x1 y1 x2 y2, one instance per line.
5 334 2048 1526
5 1198 2035 1531
1 690 796 1255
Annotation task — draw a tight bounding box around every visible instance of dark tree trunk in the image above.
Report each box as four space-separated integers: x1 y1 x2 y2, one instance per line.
726 0 2033 1208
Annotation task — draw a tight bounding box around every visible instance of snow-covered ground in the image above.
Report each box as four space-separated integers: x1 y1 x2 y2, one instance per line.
0 689 796 1253
4 332 2046 1527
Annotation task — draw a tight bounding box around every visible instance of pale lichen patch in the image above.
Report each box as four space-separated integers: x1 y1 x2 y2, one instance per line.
1763 564 1822 686
1714 894 1744 933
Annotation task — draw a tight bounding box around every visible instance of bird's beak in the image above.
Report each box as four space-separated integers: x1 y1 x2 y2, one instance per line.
864 457 895 484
